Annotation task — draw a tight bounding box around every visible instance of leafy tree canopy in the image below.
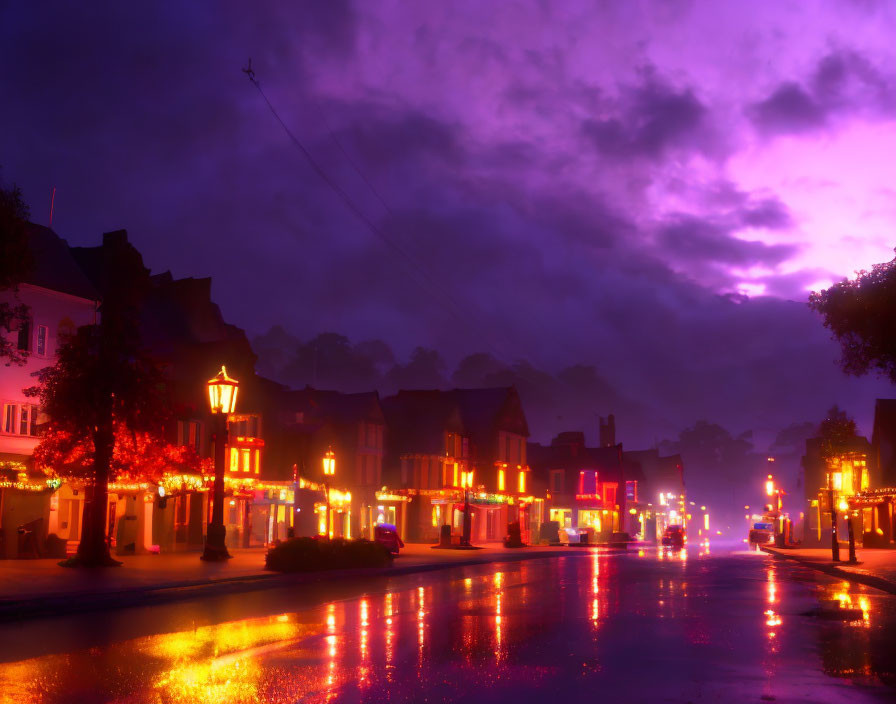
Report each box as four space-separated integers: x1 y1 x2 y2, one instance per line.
385 346 447 389
809 254 896 382
27 236 166 566
769 421 817 457
28 324 167 442
34 425 208 483
817 404 858 458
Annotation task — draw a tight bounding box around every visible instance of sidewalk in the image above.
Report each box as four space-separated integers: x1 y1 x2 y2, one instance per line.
761 545 896 595
0 542 604 621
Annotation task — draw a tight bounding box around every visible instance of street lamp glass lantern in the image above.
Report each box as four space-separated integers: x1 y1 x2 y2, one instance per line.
323 450 336 476
207 366 239 414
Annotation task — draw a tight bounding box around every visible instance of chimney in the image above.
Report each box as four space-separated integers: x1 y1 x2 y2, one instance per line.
599 414 616 447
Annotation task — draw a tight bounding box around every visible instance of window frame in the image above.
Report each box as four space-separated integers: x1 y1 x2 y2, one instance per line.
16 318 31 352
36 325 48 356
3 404 16 434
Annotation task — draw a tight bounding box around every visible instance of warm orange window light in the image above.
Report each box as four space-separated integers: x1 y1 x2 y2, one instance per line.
461 470 474 488
498 469 506 491
323 450 336 476
229 448 238 472
518 471 526 493
241 448 251 472
255 449 260 475
765 476 774 496
207 366 239 414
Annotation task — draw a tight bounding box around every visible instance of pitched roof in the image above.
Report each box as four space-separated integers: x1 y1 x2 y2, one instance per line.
23 224 99 301
382 390 464 455
622 449 683 494
528 438 622 474
449 387 529 440
283 387 385 426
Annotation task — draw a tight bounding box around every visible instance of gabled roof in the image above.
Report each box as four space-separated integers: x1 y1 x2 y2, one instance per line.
382 390 464 455
70 229 150 300
622 449 683 494
23 224 99 301
283 387 385 426
449 387 529 441
528 437 622 475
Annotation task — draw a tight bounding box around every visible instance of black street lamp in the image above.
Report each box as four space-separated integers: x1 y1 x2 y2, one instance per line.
202 366 239 561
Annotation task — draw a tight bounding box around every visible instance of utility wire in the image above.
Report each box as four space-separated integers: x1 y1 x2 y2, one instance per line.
243 61 507 361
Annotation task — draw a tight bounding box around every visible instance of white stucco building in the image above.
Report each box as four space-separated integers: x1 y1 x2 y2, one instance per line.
0 225 99 557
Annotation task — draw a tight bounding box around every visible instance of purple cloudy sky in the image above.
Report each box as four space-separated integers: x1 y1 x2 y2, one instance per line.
3 1 896 442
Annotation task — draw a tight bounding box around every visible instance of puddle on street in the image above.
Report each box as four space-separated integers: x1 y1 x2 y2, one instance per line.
0 550 893 703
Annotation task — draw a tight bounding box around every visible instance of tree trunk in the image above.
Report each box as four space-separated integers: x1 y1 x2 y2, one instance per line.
72 424 120 566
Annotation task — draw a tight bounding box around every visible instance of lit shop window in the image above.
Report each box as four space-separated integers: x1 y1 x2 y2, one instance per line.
518 471 526 494
498 469 506 492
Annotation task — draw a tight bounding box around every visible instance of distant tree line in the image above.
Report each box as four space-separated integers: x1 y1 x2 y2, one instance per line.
252 326 647 446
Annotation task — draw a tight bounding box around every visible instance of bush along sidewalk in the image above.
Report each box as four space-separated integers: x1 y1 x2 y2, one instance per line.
265 537 393 573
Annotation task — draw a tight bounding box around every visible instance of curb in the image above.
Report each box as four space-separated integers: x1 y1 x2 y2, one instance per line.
0 547 601 623
760 546 896 595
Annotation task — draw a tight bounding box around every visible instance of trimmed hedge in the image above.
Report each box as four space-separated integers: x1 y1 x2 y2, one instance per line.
265 537 393 573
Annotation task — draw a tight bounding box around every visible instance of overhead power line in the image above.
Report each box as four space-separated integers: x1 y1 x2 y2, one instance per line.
242 60 507 360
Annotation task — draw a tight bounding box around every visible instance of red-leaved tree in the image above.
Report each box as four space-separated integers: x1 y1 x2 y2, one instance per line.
33 426 209 487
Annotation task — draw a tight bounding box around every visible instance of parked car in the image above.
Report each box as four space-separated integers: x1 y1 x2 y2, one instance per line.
374 523 404 555
661 525 685 548
748 522 775 546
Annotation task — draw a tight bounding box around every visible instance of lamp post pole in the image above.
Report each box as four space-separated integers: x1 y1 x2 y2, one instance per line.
829 484 840 563
325 481 331 539
202 366 238 562
841 497 857 564
202 412 231 561
323 449 335 539
461 471 472 547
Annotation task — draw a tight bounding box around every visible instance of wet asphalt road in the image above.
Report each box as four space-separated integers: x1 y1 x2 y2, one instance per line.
0 544 894 703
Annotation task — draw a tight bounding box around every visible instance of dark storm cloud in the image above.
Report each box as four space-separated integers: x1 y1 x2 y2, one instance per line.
657 215 797 267
581 76 706 159
739 197 793 230
749 83 826 135
2 1 893 449
811 49 896 112
331 108 463 169
749 49 896 135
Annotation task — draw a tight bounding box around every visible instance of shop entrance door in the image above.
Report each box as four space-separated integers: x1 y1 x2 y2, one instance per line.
487 510 500 540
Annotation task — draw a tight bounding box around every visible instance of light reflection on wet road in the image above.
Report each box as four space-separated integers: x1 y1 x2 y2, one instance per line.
0 546 894 703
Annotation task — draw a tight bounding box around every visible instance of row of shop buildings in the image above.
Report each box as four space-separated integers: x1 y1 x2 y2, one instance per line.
801 399 896 549
0 225 686 558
